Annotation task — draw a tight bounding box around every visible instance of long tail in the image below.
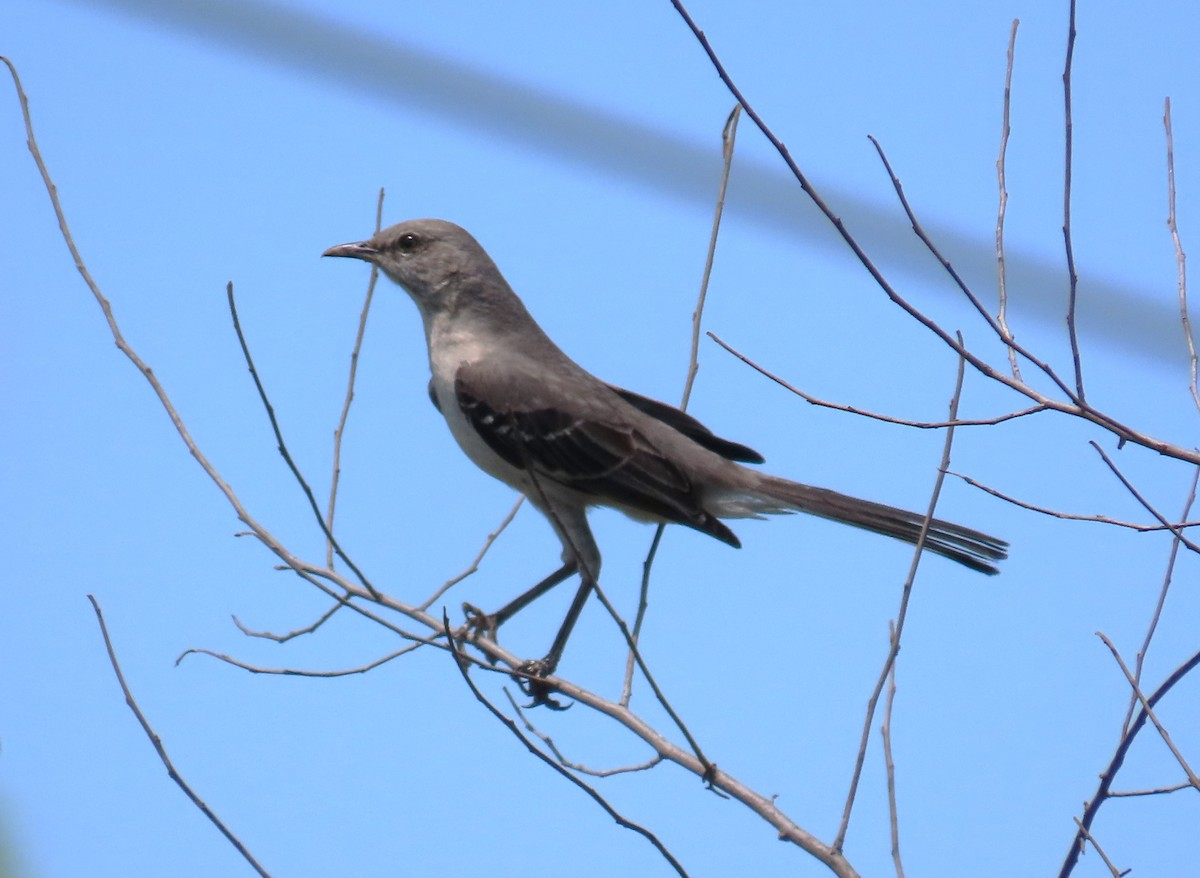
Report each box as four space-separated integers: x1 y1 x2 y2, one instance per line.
752 474 1008 575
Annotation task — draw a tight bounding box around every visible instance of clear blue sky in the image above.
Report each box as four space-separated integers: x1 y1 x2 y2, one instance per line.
3 1 1198 876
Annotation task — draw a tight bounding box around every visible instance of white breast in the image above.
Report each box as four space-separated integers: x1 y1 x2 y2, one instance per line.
424 314 531 493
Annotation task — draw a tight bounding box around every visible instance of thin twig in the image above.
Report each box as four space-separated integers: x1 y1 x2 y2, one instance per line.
1124 466 1199 734
88 596 273 878
669 13 1200 466
1072 818 1124 878
625 524 664 706
589 576 720 789
629 103 742 705
504 689 665 777
867 135 1079 405
418 497 524 610
1098 633 1200 789
1062 0 1085 401
834 334 968 852
949 470 1200 532
996 19 1023 381
232 600 346 643
1089 442 1200 555
867 131 1200 465
1164 98 1199 415
177 644 419 676
449 613 852 872
226 283 381 599
326 188 386 567
681 103 741 409
882 621 905 878
288 561 455 650
709 332 1044 428
1 55 399 620
1109 781 1192 798
1058 646 1200 877
444 615 691 878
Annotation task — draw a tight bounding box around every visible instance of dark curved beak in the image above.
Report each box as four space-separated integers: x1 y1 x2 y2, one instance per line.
322 241 378 261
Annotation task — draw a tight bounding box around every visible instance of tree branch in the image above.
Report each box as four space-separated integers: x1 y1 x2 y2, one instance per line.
89 595 273 878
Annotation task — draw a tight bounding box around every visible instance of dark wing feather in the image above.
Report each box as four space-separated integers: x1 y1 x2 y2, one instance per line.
455 370 740 547
607 385 765 464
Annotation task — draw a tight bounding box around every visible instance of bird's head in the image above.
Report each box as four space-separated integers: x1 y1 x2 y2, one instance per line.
323 218 500 313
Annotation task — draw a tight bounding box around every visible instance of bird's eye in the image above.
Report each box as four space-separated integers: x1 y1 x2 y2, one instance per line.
396 233 419 253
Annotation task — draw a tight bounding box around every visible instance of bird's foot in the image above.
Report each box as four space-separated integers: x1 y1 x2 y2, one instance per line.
459 602 499 640
516 657 570 710
455 602 504 665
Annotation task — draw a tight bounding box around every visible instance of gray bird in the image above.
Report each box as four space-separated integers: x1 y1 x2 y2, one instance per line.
324 219 1006 676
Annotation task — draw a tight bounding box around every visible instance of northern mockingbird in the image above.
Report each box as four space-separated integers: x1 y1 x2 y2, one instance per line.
324 219 1007 676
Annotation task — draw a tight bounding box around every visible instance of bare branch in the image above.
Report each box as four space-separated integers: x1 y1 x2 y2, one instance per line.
1124 466 1200 733
1071 818 1124 878
835 335 968 851
232 600 346 643
504 689 664 778
445 615 691 878
418 497 524 611
1 54 453 676
949 470 1200 532
1109 781 1193 798
631 103 742 705
882 621 906 878
1 56 383 612
1059 646 1200 877
588 574 719 787
1062 0 1086 400
625 524 665 707
681 103 740 409
88 595 273 878
1089 442 1200 555
1098 633 1200 790
709 332 1045 428
326 187 386 567
996 19 1023 381
177 644 419 677
867 135 1079 403
1164 98 1198 415
668 11 1200 467
226 283 381 599
444 549 858 872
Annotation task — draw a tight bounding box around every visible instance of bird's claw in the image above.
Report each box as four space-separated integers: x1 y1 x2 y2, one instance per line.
457 606 569 709
459 601 499 640
454 602 505 666
516 658 570 710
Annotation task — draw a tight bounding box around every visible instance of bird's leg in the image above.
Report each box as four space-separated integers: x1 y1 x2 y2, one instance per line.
460 560 577 643
514 571 595 710
522 573 594 680
515 528 602 707
470 487 601 705
513 501 602 703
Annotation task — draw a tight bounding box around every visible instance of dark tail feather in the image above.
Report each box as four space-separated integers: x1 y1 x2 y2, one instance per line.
756 475 1008 575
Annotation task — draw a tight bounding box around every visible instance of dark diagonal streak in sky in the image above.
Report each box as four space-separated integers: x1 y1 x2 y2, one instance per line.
78 0 1187 369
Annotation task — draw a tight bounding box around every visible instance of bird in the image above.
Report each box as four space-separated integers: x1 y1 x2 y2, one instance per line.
323 218 1007 677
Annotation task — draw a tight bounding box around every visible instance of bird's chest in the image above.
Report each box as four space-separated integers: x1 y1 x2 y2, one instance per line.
426 319 486 400
425 321 527 487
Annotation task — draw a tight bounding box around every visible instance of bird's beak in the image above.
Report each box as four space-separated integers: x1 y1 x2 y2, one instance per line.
322 241 378 261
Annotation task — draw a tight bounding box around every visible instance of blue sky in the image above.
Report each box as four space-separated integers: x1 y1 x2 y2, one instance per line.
3 1 1199 876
